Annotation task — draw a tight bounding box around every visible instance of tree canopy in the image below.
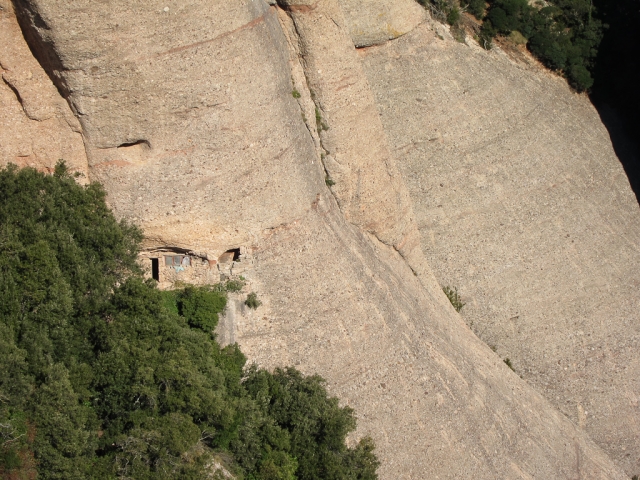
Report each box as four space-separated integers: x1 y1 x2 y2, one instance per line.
0 163 379 480
477 0 604 90
418 0 605 91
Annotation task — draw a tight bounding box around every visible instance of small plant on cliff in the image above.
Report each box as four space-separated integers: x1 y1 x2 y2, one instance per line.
245 291 262 309
461 0 485 19
446 5 461 25
325 176 336 187
417 0 460 26
211 278 246 293
443 286 465 312
292 88 301 99
315 107 329 131
504 358 515 371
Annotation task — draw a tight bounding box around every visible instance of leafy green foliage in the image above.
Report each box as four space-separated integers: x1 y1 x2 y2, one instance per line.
418 0 459 25
0 163 378 479
178 285 227 331
245 292 262 310
461 0 485 19
478 0 603 90
446 6 461 25
443 286 465 312
243 368 380 480
211 278 246 294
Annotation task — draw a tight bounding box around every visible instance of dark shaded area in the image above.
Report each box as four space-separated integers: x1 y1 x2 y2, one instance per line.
226 247 241 261
117 139 151 149
151 257 159 281
589 0 640 204
11 0 71 100
593 103 640 203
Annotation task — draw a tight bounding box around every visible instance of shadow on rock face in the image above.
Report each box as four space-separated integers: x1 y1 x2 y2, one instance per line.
589 0 640 206
592 102 640 206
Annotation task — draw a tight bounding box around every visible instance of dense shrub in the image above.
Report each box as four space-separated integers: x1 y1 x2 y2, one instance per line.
478 0 603 90
417 0 603 91
178 285 227 331
461 0 485 19
0 163 378 479
446 6 461 25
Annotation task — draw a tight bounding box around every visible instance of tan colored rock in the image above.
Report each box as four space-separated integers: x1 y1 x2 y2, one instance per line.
226 192 626 479
339 0 426 47
13 0 320 255
360 21 640 475
7 0 630 478
0 0 87 176
278 0 434 287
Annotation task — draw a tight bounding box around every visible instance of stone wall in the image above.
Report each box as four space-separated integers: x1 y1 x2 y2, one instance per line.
139 247 254 290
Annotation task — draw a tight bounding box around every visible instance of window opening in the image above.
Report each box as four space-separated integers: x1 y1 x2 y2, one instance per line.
164 255 191 267
218 248 241 264
151 258 159 281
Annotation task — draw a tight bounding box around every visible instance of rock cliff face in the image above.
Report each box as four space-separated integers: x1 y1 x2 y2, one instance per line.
0 0 87 177
1 0 637 478
359 22 640 474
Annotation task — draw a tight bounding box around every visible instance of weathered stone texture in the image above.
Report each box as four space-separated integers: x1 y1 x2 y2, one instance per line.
360 22 640 475
4 0 633 477
0 0 87 176
278 0 435 288
338 0 426 47
12 0 323 256
226 190 626 479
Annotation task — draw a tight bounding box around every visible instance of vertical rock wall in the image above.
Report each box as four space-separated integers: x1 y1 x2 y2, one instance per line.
12 0 323 256
278 0 434 286
0 0 87 176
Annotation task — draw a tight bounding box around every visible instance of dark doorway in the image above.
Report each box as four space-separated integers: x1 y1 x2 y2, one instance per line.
151 258 159 281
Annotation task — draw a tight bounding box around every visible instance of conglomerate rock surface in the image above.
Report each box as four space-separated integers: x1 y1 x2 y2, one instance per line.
338 0 426 47
1 0 634 478
360 20 640 474
0 0 87 177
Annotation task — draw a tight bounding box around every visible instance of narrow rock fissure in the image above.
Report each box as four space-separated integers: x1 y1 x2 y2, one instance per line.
11 0 73 102
277 5 339 205
275 1 432 287
2 76 24 108
117 139 151 149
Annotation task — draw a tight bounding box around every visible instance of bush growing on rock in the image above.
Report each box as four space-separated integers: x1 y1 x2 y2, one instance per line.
479 0 603 91
418 0 603 91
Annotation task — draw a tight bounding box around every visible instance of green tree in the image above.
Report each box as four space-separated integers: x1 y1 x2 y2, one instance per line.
0 163 379 479
476 0 603 90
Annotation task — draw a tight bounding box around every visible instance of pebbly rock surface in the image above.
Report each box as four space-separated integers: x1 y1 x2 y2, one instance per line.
277 0 434 288
338 0 426 47
0 0 87 177
11 0 320 255
360 20 640 475
3 0 633 478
